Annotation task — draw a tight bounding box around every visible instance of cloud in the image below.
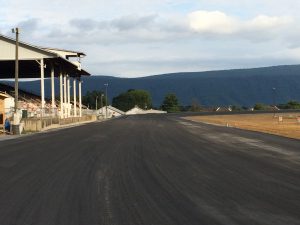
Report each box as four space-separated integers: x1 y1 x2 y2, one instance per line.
110 14 158 31
188 10 293 38
188 11 238 34
66 11 294 45
246 15 292 30
17 18 39 31
1 1 300 77
70 19 99 31
8 10 294 47
70 14 158 32
65 14 188 45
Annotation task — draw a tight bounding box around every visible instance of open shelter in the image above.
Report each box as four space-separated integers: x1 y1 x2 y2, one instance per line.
0 34 90 119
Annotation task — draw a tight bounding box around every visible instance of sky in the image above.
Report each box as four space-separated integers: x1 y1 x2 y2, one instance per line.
1 0 300 77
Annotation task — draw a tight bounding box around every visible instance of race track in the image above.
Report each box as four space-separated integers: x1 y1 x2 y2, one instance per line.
0 115 299 225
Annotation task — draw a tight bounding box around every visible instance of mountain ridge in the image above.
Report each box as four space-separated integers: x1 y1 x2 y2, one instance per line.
2 64 300 107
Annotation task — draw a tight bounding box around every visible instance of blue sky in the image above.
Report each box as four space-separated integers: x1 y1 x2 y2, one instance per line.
1 0 300 77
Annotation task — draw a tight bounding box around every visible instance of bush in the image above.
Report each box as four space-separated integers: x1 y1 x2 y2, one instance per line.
253 103 267 110
161 93 180 112
112 89 152 111
278 101 300 109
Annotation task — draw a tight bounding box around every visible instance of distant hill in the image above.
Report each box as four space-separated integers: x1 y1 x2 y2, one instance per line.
2 65 300 107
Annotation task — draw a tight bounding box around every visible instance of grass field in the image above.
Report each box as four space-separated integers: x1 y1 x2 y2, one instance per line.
185 113 300 140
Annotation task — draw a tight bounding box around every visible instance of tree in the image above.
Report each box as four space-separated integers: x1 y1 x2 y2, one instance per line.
161 93 180 112
253 103 267 110
190 98 202 112
231 105 243 111
82 90 107 110
112 89 152 111
278 101 300 109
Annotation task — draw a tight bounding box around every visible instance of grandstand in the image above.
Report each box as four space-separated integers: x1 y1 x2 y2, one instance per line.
0 82 57 118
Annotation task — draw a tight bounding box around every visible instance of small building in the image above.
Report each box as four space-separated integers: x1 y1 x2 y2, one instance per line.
0 92 14 127
126 106 167 115
97 105 125 118
126 106 145 115
145 109 167 114
215 107 232 112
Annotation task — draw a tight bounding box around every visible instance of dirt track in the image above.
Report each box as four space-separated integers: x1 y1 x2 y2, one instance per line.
186 113 300 140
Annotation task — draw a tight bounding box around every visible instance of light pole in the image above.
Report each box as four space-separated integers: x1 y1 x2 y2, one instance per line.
104 83 108 118
95 95 98 110
12 28 19 120
100 93 104 116
272 87 276 117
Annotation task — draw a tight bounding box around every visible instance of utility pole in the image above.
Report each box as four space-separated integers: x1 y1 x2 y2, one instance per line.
100 94 104 116
104 83 108 118
79 80 82 117
12 28 19 114
272 87 276 106
95 95 98 110
272 87 277 117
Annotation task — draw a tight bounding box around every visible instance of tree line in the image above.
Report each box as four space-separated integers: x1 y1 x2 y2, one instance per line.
83 89 300 112
82 89 181 113
112 89 181 112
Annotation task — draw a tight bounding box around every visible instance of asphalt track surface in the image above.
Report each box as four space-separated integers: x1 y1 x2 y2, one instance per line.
0 115 300 225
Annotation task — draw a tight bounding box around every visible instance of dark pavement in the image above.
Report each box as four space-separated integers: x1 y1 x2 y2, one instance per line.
0 115 300 225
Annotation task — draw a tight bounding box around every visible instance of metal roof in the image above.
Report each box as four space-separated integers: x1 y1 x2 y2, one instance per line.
41 47 86 58
97 105 125 115
0 34 90 79
0 34 57 60
0 91 12 99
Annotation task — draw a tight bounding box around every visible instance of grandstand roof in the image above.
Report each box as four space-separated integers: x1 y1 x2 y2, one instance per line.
0 82 41 100
0 91 12 99
41 47 86 59
0 34 90 79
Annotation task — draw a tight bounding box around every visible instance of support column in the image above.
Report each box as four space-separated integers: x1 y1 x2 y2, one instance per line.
79 80 82 117
67 76 71 117
51 65 55 114
14 28 19 117
59 72 63 118
63 75 67 118
40 58 45 115
73 79 77 117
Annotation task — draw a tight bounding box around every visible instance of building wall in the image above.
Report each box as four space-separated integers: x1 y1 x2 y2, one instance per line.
126 107 167 115
4 97 14 113
0 97 5 125
4 97 14 121
0 38 51 60
97 106 124 118
103 108 122 118
108 109 122 118
126 107 145 115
